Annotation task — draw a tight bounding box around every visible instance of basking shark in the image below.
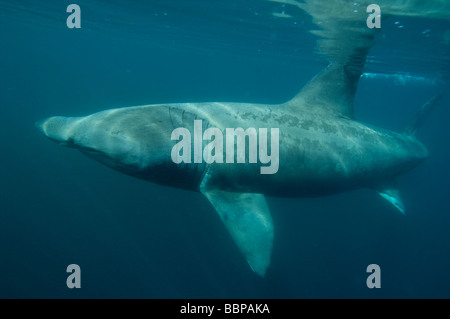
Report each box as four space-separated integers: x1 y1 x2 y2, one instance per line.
37 64 440 276
37 1 446 276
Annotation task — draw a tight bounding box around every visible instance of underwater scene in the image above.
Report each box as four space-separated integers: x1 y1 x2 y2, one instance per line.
0 0 449 299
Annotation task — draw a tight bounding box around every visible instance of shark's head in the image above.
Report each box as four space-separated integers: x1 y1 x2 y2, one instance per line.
36 107 202 189
37 115 143 170
37 116 79 146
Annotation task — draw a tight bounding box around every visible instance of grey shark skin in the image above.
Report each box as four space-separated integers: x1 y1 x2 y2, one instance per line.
37 63 433 276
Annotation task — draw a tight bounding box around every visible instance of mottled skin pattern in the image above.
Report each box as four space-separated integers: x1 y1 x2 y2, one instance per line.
39 100 427 198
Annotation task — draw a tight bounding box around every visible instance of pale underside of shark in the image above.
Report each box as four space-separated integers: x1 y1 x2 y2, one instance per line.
37 1 446 276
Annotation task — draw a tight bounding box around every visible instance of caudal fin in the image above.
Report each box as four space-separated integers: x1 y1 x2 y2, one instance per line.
403 94 443 136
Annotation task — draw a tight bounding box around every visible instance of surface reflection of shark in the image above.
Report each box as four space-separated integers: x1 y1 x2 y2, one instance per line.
37 1 447 276
362 73 439 86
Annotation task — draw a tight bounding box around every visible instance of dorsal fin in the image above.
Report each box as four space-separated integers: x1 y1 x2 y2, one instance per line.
279 0 381 119
283 63 361 118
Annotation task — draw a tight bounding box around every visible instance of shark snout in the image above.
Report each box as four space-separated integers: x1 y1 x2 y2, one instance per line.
36 116 78 145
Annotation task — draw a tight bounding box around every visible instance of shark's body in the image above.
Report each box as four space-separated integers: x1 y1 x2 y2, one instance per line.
38 62 437 276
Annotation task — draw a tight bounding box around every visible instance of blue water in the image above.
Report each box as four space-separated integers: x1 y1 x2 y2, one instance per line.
0 0 449 298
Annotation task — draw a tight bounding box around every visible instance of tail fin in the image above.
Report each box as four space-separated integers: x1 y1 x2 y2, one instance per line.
403 94 443 136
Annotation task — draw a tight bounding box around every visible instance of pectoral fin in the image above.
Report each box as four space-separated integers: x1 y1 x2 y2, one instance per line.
200 183 274 277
